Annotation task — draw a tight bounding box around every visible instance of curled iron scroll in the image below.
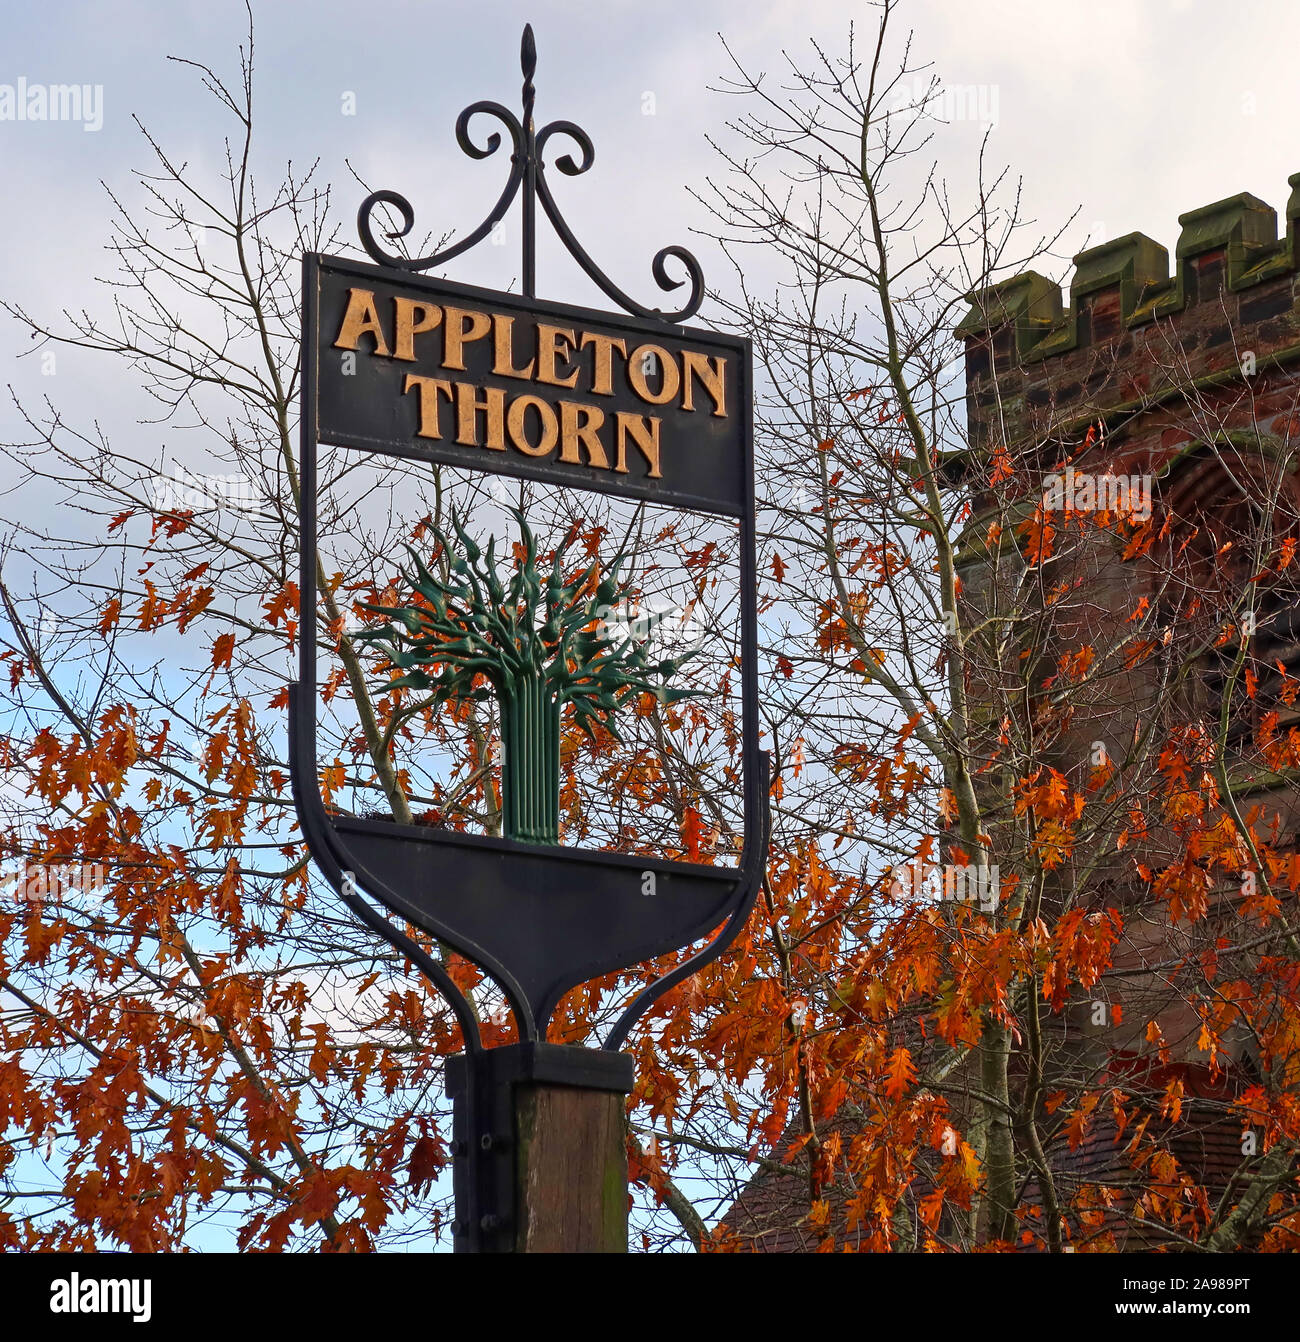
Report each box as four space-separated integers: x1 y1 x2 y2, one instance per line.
533 119 705 322
357 102 525 272
355 24 704 323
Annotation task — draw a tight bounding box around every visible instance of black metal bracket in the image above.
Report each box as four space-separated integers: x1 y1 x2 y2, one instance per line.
446 1043 634 1253
356 23 704 321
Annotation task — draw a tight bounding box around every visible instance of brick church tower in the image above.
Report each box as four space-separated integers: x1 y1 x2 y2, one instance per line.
723 175 1300 1251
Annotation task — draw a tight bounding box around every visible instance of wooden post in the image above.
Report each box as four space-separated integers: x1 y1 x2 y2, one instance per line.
514 1082 628 1252
447 1042 633 1253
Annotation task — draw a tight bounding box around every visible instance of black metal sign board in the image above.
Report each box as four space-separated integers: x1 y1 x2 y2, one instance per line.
309 255 750 518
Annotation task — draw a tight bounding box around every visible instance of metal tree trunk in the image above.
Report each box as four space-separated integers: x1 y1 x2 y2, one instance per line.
500 672 561 844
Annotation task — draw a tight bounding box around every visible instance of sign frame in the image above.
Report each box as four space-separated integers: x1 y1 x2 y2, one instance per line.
288 23 768 1073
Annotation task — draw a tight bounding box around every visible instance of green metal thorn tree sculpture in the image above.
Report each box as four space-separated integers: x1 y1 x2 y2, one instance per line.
355 508 700 845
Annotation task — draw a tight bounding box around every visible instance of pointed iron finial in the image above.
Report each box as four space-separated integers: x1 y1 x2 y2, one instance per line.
521 24 537 129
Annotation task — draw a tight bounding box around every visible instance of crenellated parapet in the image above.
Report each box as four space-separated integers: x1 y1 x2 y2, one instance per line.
957 174 1300 453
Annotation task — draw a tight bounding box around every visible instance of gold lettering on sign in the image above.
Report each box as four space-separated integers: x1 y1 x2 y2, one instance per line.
403 374 454 439
334 288 391 357
455 382 506 450
442 307 492 371
507 395 560 457
492 314 537 380
578 332 628 396
535 325 582 389
682 351 727 417
627 344 680 406
614 412 662 477
558 401 609 469
393 298 442 362
329 282 740 486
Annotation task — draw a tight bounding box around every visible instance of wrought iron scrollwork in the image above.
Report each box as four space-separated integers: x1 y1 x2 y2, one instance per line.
356 23 704 323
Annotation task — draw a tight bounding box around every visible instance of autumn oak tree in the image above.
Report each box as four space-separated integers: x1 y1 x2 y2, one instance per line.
2 0 1298 1253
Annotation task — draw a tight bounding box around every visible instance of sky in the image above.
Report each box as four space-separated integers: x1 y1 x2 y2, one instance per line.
4 0 1300 434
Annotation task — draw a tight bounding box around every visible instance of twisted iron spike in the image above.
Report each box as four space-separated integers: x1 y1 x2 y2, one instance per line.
521 24 536 131
520 24 537 297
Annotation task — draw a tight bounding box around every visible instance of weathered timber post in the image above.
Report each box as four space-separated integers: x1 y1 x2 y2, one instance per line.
447 1043 633 1252
514 1082 628 1252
